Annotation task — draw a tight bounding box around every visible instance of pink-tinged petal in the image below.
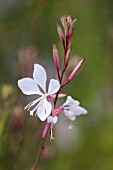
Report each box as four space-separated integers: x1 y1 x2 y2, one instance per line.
58 93 66 98
33 64 47 92
37 100 52 121
53 93 66 99
18 78 43 95
48 79 60 94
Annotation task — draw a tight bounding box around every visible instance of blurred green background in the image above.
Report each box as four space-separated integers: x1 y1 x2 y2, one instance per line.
0 0 113 170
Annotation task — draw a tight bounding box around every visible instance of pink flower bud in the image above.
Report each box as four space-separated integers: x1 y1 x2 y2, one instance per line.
65 46 72 67
52 93 66 99
53 43 59 70
54 106 64 117
68 58 85 82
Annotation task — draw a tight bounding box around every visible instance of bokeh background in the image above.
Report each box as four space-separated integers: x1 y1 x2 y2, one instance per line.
0 0 113 170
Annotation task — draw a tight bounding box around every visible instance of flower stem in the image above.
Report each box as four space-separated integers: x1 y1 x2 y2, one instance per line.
31 15 76 170
31 128 49 170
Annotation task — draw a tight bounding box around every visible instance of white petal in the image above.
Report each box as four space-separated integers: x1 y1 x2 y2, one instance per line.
44 98 52 116
63 110 76 121
69 115 76 121
37 100 52 121
18 78 43 95
72 106 88 116
48 79 60 94
47 116 58 124
33 64 47 92
63 96 80 106
53 116 58 124
47 116 53 123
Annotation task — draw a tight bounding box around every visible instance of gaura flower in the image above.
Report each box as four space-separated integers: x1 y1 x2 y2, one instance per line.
18 64 60 121
63 96 87 121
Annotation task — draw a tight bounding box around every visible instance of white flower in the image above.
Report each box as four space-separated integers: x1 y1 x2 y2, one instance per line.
63 96 87 121
18 64 60 121
47 116 58 124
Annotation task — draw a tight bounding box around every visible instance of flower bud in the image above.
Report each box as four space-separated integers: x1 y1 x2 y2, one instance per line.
52 43 59 70
54 106 64 117
65 46 72 67
60 16 67 29
56 23 65 48
69 17 78 34
68 58 85 82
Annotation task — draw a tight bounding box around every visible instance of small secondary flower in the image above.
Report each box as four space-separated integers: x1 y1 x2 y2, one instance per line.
63 96 87 121
18 64 60 121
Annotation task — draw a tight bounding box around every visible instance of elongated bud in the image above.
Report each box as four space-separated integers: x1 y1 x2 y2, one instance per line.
69 17 78 34
53 43 59 70
56 24 65 48
54 106 64 117
68 58 85 82
65 46 72 67
60 16 66 29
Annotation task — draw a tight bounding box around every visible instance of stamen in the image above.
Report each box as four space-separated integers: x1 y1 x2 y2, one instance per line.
24 96 45 113
24 97 43 110
50 124 55 141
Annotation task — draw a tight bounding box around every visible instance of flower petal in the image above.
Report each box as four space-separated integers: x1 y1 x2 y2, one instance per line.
69 115 76 121
47 116 58 124
63 110 76 121
47 116 53 123
18 78 43 95
72 106 88 116
53 116 58 124
63 96 80 106
33 64 47 92
48 79 60 94
37 100 52 121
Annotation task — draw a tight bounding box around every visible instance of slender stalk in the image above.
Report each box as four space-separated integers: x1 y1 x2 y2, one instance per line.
31 15 76 170
31 127 50 170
